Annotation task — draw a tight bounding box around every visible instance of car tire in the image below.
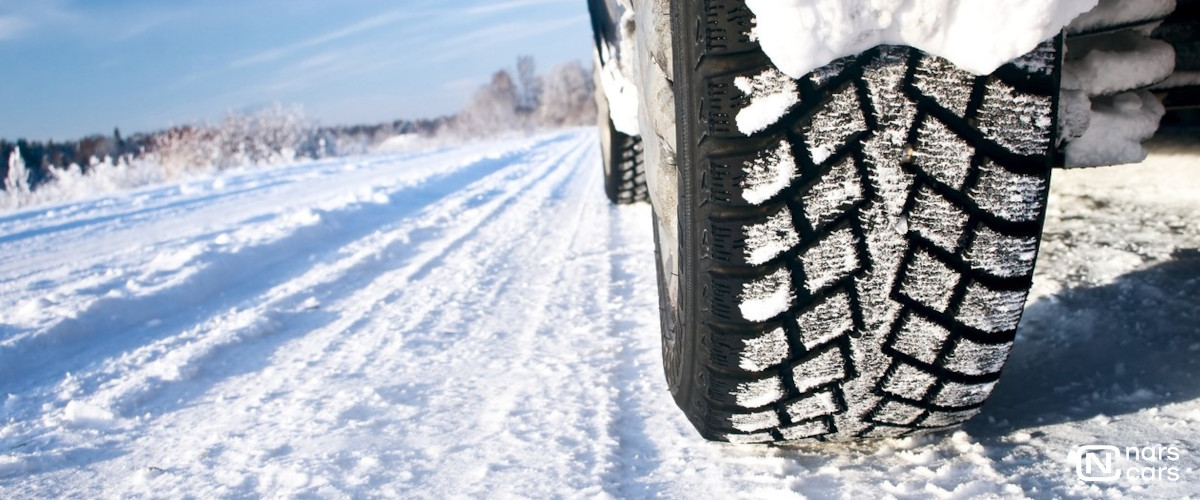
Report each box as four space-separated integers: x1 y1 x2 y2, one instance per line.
661 0 1062 442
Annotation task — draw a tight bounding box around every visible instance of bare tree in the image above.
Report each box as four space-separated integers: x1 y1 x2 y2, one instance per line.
516 55 542 114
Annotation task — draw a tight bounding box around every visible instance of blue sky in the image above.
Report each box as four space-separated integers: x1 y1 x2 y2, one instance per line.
0 0 594 141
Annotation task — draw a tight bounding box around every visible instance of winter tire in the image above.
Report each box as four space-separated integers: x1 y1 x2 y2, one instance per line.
598 114 650 205
591 13 650 206
661 0 1061 442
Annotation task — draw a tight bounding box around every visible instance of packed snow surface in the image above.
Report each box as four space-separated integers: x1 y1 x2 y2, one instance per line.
2 129 1200 497
745 0 1098 78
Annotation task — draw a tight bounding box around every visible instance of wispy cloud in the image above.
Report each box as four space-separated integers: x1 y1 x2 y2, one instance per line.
463 0 564 16
427 14 588 63
229 10 414 69
0 15 27 40
0 1 182 43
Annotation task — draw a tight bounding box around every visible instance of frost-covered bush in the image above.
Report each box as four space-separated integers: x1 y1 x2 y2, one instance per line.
150 104 314 171
537 61 597 128
447 57 597 140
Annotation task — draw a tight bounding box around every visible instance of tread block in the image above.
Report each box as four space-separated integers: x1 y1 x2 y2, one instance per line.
800 227 861 293
728 409 781 433
795 291 855 350
914 56 975 115
738 267 796 322
913 116 975 190
791 345 848 394
970 159 1048 223
709 138 798 206
728 326 791 373
881 362 938 400
920 408 982 428
908 186 969 253
943 337 1012 376
798 85 868 165
873 399 925 426
779 419 833 440
966 224 1038 278
731 375 787 408
702 0 759 56
976 80 1054 157
931 380 998 407
786 388 841 422
743 206 801 265
899 249 961 313
890 313 951 364
799 155 864 230
956 282 1027 334
724 431 777 444
702 74 745 139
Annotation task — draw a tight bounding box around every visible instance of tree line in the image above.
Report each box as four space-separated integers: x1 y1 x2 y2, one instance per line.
1 56 596 196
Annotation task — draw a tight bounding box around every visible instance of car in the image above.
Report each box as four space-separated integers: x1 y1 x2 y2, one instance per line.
587 0 1199 443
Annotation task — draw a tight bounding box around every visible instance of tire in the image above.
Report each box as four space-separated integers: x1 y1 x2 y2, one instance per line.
662 0 1061 442
595 65 650 205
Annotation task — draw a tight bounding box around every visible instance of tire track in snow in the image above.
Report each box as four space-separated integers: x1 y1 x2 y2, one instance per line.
0 132 600 496
0 134 584 471
0 135 568 394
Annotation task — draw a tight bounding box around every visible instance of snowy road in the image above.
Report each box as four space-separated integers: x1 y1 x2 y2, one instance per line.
1 129 1198 498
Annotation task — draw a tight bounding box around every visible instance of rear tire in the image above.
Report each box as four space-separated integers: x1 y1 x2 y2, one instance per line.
595 65 650 205
663 0 1061 442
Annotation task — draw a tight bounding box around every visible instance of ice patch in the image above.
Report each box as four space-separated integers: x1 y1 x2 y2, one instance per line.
734 68 800 135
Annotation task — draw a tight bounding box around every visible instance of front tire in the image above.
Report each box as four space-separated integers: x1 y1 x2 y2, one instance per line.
662 0 1061 442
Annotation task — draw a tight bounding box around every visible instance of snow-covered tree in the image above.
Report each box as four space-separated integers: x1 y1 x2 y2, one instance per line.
454 70 521 136
5 147 30 196
516 55 542 113
537 61 597 128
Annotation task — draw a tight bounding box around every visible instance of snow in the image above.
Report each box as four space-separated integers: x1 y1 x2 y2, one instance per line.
1064 90 1166 167
1 129 1199 497
739 268 795 322
741 139 797 205
738 327 791 372
733 68 800 135
733 377 785 408
1064 31 1176 97
597 7 641 136
1067 0 1177 34
743 207 799 265
745 0 1098 79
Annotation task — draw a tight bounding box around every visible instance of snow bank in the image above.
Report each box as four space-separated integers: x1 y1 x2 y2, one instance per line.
1064 90 1165 167
745 0 1098 79
1067 0 1176 34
